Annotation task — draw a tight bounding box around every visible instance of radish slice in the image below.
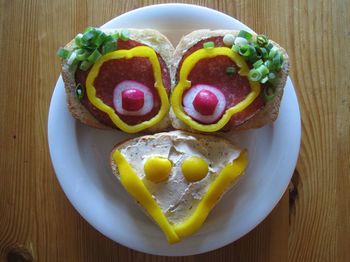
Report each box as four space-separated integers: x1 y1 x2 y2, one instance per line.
183 84 226 124
113 80 154 116
122 89 144 111
193 89 218 115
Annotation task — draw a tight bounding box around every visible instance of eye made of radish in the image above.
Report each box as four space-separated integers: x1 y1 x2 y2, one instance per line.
183 84 226 124
113 80 154 116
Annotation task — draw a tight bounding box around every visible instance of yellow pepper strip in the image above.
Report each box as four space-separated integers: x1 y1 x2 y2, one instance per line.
174 150 248 237
86 46 170 133
171 47 261 132
112 150 180 244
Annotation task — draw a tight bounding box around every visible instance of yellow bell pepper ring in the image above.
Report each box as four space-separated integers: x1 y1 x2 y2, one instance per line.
171 47 261 132
85 46 170 133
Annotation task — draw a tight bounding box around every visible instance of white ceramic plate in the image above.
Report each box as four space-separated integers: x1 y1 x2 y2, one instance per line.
48 4 301 256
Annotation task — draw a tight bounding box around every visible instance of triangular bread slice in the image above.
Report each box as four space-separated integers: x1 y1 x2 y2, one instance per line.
110 130 248 243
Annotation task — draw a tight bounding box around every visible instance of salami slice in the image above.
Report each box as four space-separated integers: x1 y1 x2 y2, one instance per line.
75 39 171 127
177 36 265 126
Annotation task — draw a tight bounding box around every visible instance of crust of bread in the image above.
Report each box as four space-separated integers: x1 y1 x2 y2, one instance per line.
169 29 289 132
61 28 175 131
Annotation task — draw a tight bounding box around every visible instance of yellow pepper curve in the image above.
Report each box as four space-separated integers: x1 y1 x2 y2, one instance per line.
171 47 261 132
85 46 170 133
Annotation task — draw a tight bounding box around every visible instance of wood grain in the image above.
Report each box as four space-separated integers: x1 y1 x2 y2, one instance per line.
0 0 349 261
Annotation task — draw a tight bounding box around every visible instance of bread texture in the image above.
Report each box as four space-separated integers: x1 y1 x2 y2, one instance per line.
60 28 174 131
169 29 289 132
110 130 246 242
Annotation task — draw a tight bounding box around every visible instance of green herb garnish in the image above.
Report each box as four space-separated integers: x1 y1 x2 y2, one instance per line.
56 27 129 71
75 83 84 100
203 41 215 49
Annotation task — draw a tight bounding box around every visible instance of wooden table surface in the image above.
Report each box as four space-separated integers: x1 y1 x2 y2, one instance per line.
1 0 349 261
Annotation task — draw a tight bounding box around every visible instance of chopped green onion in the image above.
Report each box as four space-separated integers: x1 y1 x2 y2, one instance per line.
256 64 269 76
79 60 93 71
75 83 84 100
257 34 268 47
260 76 269 84
203 41 215 49
263 85 276 101
67 50 78 65
264 60 273 70
266 43 274 51
232 44 240 52
74 33 84 47
87 49 102 63
102 40 117 54
248 69 262 81
238 30 253 41
76 50 89 61
82 30 95 43
225 66 236 75
234 37 249 46
111 32 119 40
84 27 94 33
259 47 268 59
120 29 130 41
92 31 106 47
269 46 279 59
57 48 71 59
239 45 256 57
253 59 264 69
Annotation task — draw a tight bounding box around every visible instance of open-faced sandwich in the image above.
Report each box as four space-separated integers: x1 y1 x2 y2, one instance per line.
170 29 289 132
110 131 248 243
57 28 289 133
57 27 174 133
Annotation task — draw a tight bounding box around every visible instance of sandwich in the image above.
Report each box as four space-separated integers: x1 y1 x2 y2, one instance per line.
57 28 289 133
110 130 248 243
170 29 289 132
57 27 174 133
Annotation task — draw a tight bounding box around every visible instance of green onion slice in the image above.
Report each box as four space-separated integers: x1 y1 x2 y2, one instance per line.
257 34 268 47
102 40 117 54
256 64 269 76
238 30 253 41
75 83 84 100
203 41 215 49
87 49 102 63
260 76 269 84
57 48 71 59
253 59 264 69
79 60 93 71
120 29 130 41
225 66 236 75
239 45 256 57
248 69 262 81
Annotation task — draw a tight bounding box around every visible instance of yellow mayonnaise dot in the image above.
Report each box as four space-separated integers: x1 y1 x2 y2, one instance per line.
144 157 172 183
181 156 209 182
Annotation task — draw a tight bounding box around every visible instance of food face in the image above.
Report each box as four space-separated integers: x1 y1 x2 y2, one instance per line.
172 33 285 132
67 29 171 133
111 131 248 243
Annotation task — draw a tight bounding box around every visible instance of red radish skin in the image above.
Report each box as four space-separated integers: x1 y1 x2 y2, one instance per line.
122 89 144 111
113 80 154 116
193 89 218 115
183 84 226 124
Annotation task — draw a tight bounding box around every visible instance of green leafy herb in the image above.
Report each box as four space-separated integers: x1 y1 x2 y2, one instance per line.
203 41 215 49
75 83 84 100
56 27 122 71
